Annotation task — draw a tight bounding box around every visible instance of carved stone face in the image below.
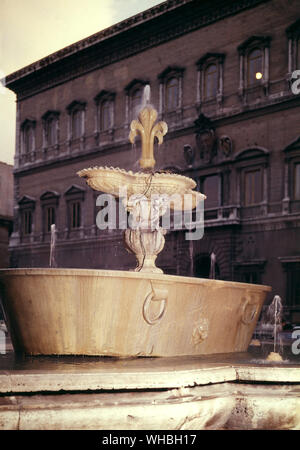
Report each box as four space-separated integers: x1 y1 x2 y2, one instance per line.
196 130 216 163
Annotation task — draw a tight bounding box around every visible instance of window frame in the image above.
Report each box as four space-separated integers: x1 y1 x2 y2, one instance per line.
66 100 86 142
196 53 225 106
237 36 271 98
42 111 59 149
158 66 185 118
124 79 148 124
21 119 36 155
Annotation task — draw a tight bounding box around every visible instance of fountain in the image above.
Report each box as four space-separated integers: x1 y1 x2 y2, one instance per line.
0 86 299 430
0 86 271 357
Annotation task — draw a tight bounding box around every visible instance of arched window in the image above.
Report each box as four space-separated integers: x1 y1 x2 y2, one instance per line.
204 64 218 99
247 48 263 85
165 77 179 111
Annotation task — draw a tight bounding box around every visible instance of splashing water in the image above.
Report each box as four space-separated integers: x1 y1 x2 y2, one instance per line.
209 252 216 279
142 84 151 106
265 295 284 361
49 224 57 268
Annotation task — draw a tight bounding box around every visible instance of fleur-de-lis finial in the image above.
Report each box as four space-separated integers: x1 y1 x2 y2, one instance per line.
129 86 168 170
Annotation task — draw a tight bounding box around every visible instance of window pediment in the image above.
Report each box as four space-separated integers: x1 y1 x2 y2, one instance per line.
157 66 185 81
40 190 60 201
42 110 60 121
234 147 269 162
64 185 85 197
125 79 148 94
94 90 115 104
284 136 300 156
66 100 86 113
238 35 271 54
196 53 225 69
286 19 300 39
18 195 36 207
21 118 36 129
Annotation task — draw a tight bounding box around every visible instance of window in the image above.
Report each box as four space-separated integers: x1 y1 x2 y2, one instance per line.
40 191 60 236
71 201 81 229
165 77 179 111
283 136 300 213
125 79 148 124
42 111 59 147
204 64 218 99
94 90 115 135
45 206 55 232
280 259 300 318
286 19 300 76
66 101 86 141
64 185 85 235
72 110 83 139
100 100 113 130
201 174 221 208
247 48 263 85
22 210 32 235
21 120 36 154
295 163 300 200
234 147 269 215
158 66 185 116
131 88 143 120
196 53 225 105
18 195 36 239
244 168 262 205
237 36 271 97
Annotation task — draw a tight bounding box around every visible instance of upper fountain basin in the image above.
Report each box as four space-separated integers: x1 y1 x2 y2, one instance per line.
77 166 206 210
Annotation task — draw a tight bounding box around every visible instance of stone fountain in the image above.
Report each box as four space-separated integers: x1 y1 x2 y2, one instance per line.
0 87 299 431
0 86 271 358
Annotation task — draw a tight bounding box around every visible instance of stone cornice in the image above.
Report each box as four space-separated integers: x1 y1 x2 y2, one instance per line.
6 0 270 100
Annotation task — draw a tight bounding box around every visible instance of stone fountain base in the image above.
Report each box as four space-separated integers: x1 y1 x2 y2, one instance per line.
0 352 299 430
0 268 270 357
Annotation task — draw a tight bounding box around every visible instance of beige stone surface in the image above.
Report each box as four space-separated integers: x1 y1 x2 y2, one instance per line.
0 353 299 430
0 268 270 357
0 382 299 430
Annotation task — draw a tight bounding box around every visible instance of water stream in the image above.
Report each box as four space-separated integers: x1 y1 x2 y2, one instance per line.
49 224 57 268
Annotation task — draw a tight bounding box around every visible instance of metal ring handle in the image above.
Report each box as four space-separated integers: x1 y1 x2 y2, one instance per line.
241 297 259 325
142 292 167 325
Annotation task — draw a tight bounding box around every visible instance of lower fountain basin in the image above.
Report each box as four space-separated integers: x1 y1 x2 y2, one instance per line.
0 269 271 357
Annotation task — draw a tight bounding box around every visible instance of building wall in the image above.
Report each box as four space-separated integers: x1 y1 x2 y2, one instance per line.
0 162 13 268
6 0 300 321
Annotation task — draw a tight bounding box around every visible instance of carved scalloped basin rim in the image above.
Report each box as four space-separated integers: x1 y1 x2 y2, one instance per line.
77 166 202 197
0 268 271 291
